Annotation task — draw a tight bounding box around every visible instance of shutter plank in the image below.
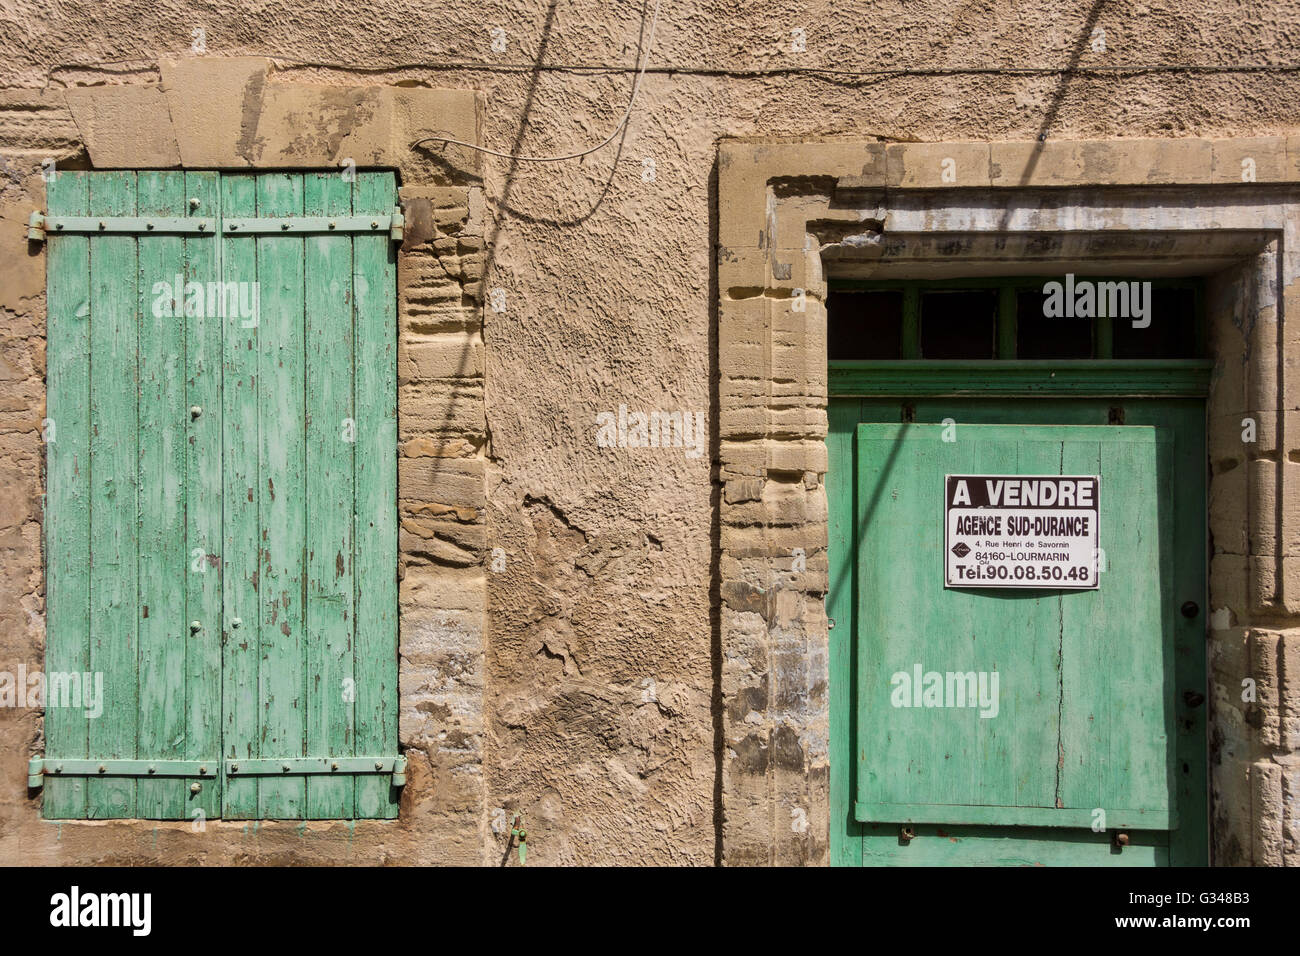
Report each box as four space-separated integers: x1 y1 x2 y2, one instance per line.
221 173 261 819
185 170 223 823
44 170 91 819
352 172 400 818
135 170 187 819
304 171 356 819
87 171 139 819
256 173 308 819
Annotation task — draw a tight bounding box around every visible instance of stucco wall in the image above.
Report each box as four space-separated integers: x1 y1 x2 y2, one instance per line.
1 0 1299 865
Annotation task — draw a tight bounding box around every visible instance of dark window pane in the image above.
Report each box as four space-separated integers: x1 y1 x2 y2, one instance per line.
827 290 902 359
920 290 996 359
1113 287 1198 358
1016 290 1094 359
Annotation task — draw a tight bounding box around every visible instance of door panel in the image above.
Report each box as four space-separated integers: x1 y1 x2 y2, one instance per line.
855 423 1174 828
829 397 1207 865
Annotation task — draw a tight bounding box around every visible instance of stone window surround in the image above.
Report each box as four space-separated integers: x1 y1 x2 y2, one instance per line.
717 137 1300 866
22 58 493 857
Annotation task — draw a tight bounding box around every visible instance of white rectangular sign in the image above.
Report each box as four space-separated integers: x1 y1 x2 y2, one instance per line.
944 474 1100 589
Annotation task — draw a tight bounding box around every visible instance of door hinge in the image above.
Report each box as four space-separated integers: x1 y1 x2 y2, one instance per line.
27 211 44 242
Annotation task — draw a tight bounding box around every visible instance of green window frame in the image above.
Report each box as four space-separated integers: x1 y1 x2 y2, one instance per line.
37 170 403 821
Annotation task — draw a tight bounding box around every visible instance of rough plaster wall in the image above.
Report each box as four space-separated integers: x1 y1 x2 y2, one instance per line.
1 0 1300 864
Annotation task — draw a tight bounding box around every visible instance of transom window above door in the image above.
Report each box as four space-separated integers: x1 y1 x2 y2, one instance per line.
827 277 1205 361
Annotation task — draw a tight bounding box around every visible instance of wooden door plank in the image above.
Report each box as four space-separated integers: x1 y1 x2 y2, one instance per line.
982 435 1061 812
854 423 916 811
352 171 399 818
43 170 91 819
220 173 261 819
256 172 308 820
135 170 187 819
1056 437 1108 817
1060 430 1172 817
87 171 139 819
304 171 356 819
185 170 224 823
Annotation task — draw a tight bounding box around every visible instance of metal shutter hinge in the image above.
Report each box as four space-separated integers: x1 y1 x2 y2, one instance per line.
34 215 215 235
28 757 43 788
225 756 408 787
32 759 218 779
220 215 395 234
30 210 405 242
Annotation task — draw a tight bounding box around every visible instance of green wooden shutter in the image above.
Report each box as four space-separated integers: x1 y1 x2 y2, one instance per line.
854 423 1175 830
41 170 400 820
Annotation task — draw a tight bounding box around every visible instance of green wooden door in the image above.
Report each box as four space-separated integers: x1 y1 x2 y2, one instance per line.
829 395 1207 866
42 170 400 820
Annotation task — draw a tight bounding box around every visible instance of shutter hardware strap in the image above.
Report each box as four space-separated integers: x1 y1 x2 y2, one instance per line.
28 211 405 242
28 756 408 788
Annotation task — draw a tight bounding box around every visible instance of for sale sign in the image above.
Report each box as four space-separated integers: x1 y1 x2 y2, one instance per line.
944 475 1100 589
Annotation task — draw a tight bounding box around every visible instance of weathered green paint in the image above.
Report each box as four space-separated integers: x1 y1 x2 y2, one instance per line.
352 172 400 818
828 382 1207 866
44 170 400 820
135 169 187 820
856 422 1174 826
87 170 139 819
256 171 308 820
43 169 90 820
185 170 224 823
221 172 262 820
304 171 355 820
